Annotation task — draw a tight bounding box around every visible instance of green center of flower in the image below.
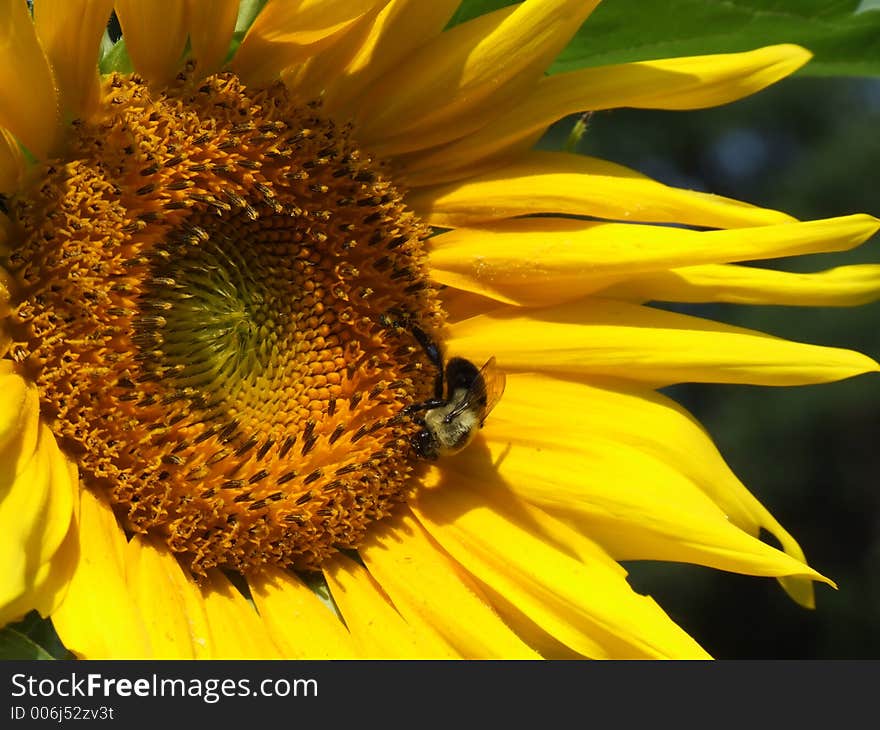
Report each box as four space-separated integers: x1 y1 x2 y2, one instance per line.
3 69 444 574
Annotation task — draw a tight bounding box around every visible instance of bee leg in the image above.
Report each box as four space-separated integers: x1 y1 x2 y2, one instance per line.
402 398 446 415
410 325 444 399
379 309 446 399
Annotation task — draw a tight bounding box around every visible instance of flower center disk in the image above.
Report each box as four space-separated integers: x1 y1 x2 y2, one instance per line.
5 71 442 574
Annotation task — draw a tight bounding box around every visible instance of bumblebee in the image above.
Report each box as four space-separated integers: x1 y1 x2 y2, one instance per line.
402 325 506 460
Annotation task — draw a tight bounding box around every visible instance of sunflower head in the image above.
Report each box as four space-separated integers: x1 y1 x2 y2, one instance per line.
5 64 446 574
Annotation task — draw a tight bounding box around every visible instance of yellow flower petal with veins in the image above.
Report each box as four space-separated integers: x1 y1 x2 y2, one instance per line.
320 0 461 114
0 128 25 196
470 374 830 602
448 298 879 386
51 490 151 659
428 215 880 307
124 535 211 659
197 571 283 659
360 509 541 658
185 0 239 77
0 363 40 485
356 0 601 152
413 482 711 659
323 552 457 658
401 44 813 178
234 0 385 85
34 0 113 120
600 263 880 307
0 370 75 624
2 497 80 626
408 151 795 228
249 567 357 659
0 0 59 158
114 0 188 87
281 4 386 101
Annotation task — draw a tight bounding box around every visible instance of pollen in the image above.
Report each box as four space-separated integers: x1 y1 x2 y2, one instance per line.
3 69 443 574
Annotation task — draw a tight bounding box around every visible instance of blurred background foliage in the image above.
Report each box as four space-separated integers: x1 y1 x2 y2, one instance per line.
540 74 880 658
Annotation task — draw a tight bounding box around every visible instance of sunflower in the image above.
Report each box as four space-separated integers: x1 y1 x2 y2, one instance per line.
1 0 877 660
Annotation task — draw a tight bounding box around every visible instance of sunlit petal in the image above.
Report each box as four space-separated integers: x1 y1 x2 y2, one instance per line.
34 0 113 120
599 263 880 307
51 490 152 658
197 571 283 659
124 535 210 658
234 0 386 85
360 509 541 658
114 0 188 87
0 0 60 157
402 45 812 177
323 552 457 658
428 215 879 307
321 0 461 114
356 0 600 154
413 482 711 659
472 373 830 604
185 0 240 77
249 567 357 658
408 151 794 228
448 297 879 386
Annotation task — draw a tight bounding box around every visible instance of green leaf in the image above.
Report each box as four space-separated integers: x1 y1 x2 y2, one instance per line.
446 0 516 27
236 0 269 33
0 628 55 660
0 612 73 660
450 0 880 77
99 38 133 75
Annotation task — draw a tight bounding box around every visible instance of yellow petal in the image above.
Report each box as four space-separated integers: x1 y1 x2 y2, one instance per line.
34 0 113 120
0 416 76 624
0 363 40 486
114 0 188 87
412 481 710 659
428 215 879 307
123 535 213 658
0 127 25 195
323 552 457 658
249 567 357 658
0 0 60 158
407 151 794 228
233 0 384 86
2 493 80 625
402 45 812 178
441 287 499 324
475 373 829 604
320 0 461 115
197 570 283 659
51 489 152 658
25 453 82 618
448 297 879 386
600 263 880 307
281 6 384 101
186 0 239 76
356 0 600 154
360 509 540 658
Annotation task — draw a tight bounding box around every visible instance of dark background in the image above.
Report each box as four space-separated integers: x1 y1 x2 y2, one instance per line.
544 75 880 658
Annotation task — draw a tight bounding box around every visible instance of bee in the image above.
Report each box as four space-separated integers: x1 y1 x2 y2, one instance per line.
402 325 506 460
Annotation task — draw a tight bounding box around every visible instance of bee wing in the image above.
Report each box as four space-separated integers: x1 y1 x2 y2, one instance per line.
446 356 506 424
